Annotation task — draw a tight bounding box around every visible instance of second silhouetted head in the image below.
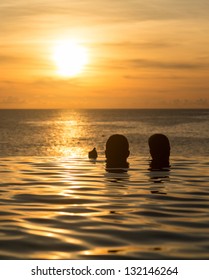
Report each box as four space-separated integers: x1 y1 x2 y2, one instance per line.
148 133 170 170
105 134 130 170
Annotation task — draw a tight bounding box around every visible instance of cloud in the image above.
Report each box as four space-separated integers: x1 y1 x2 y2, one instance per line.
95 40 178 49
0 54 35 64
0 52 52 72
171 98 209 107
1 0 209 27
0 95 26 104
120 59 209 71
0 55 18 63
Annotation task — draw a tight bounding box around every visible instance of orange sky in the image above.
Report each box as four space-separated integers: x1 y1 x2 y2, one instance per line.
0 0 209 109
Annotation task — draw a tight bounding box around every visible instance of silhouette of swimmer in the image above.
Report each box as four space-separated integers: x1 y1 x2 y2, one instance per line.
148 133 170 170
88 147 98 159
105 134 130 172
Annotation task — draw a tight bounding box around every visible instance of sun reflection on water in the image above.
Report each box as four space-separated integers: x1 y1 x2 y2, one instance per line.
47 111 91 158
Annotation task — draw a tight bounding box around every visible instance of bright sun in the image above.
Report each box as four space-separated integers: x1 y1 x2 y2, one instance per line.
53 40 88 77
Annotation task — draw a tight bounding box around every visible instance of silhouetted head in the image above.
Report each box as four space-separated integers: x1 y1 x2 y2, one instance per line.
88 147 97 159
105 134 130 170
148 133 170 169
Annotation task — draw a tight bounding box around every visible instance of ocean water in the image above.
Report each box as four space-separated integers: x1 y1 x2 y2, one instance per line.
1 109 209 157
0 109 209 259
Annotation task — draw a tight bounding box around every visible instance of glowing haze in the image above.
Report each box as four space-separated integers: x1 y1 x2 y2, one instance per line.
0 0 209 109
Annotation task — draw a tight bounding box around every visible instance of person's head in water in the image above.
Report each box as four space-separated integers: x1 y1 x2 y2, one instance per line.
148 133 170 169
105 134 130 169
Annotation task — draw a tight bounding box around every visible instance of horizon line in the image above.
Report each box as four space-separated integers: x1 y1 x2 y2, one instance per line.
0 107 209 110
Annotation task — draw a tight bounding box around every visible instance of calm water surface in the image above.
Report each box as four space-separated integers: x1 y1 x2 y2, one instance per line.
0 109 209 259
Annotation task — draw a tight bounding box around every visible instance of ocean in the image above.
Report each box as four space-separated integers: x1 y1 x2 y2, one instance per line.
0 109 209 259
1 109 209 157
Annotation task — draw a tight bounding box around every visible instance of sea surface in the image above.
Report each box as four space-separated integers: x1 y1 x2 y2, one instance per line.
0 109 209 259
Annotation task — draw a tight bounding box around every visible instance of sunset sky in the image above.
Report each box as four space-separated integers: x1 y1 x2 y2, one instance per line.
0 0 209 109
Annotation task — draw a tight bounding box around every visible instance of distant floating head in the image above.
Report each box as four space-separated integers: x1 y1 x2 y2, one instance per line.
88 147 98 159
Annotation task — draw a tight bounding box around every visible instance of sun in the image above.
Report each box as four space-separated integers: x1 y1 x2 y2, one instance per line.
53 40 89 77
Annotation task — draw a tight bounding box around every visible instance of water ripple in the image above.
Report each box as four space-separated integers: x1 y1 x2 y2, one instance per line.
0 156 209 259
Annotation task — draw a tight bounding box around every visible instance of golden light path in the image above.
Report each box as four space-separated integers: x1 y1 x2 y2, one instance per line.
53 40 89 77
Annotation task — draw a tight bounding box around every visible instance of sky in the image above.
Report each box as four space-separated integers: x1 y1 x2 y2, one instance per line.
0 0 209 109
